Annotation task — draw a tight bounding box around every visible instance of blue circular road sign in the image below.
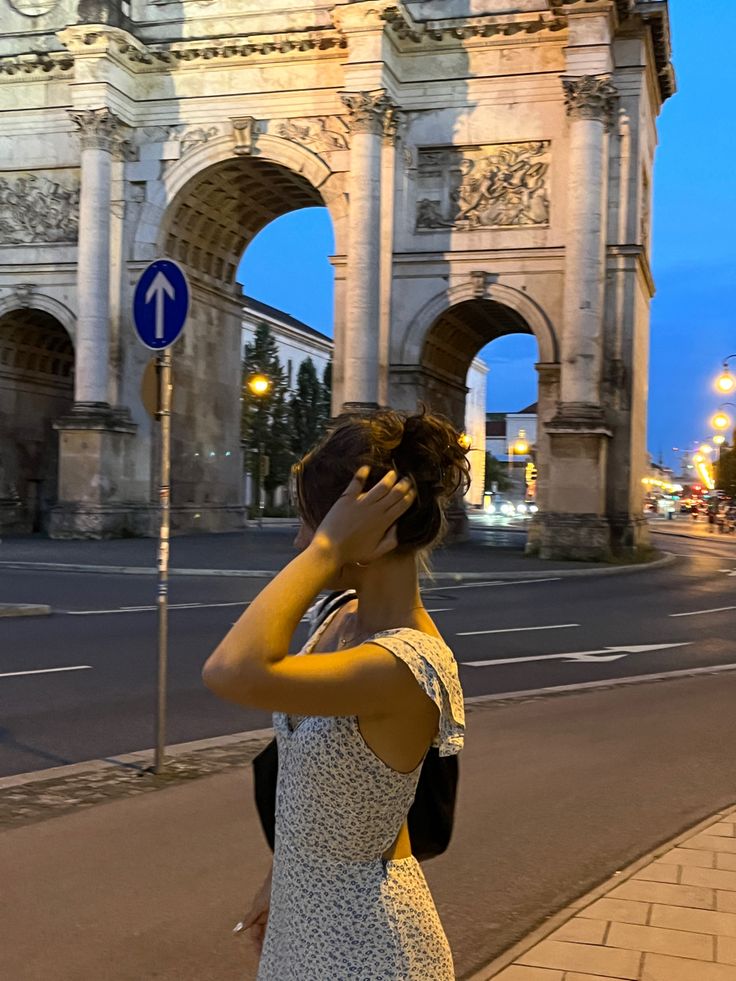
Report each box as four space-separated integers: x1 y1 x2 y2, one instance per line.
133 259 190 350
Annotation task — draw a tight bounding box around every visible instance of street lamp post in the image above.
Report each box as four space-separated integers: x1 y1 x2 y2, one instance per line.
246 373 272 529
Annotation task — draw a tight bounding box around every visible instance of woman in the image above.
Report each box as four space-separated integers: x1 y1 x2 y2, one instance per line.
203 409 469 980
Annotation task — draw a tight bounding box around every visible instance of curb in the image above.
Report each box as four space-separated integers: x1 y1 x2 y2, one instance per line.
0 727 275 792
0 602 51 618
650 526 736 544
466 799 736 980
0 551 677 583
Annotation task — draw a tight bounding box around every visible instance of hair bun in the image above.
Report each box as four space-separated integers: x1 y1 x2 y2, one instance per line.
394 407 471 501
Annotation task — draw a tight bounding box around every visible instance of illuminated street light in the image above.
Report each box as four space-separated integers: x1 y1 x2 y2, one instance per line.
513 437 529 455
458 432 472 451
715 356 736 395
711 403 736 431
713 434 726 446
247 373 272 397
699 444 714 455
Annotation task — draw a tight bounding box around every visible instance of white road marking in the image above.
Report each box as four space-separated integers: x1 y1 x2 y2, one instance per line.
62 600 250 615
719 569 736 577
422 578 561 592
458 623 579 636
425 608 451 613
670 605 736 618
0 665 92 679
462 642 691 668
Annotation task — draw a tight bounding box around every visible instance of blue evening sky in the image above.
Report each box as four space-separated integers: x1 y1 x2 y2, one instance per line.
238 2 736 470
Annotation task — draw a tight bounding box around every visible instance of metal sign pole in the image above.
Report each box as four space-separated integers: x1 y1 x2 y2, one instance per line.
154 349 172 774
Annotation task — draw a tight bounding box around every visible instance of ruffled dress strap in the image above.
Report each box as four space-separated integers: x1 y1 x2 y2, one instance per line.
367 628 465 757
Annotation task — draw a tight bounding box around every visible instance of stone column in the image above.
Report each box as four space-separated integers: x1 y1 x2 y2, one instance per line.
68 107 122 409
541 76 618 562
339 90 393 413
558 75 617 415
49 108 141 539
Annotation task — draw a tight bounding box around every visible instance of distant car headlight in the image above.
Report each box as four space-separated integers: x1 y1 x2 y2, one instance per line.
501 503 514 515
517 503 527 514
529 504 539 513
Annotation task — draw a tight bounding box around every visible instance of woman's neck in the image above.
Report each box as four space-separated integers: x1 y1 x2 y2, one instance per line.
352 552 425 636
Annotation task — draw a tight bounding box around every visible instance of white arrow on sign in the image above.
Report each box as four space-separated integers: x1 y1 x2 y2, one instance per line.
462 642 691 668
145 270 176 340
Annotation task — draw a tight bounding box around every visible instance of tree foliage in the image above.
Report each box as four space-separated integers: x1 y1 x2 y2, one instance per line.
484 452 512 493
241 322 334 506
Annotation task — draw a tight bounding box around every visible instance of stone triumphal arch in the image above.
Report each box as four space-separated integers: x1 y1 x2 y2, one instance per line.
0 0 673 560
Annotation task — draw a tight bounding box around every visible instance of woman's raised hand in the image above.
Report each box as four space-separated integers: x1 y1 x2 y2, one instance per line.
312 467 416 567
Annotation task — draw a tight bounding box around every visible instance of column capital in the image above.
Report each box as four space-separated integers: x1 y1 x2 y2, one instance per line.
339 89 395 136
562 75 618 130
68 107 126 152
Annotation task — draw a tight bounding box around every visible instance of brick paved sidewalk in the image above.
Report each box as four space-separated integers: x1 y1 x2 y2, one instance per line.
486 804 736 981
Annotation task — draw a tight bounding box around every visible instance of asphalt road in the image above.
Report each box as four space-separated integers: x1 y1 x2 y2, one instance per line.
1 527 735 777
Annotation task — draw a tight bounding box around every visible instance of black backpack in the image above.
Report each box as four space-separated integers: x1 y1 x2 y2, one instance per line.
252 590 459 861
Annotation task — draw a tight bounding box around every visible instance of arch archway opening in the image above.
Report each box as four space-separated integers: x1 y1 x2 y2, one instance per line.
154 155 335 531
0 308 74 534
417 297 547 528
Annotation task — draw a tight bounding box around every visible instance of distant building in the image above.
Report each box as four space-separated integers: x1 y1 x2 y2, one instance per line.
486 403 538 461
464 357 490 507
241 296 332 392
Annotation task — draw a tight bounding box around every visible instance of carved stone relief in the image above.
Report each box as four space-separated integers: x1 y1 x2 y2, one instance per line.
0 171 80 245
415 142 550 231
8 0 58 14
272 116 349 152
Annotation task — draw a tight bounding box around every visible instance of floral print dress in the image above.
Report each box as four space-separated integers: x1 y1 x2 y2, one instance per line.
255 616 465 981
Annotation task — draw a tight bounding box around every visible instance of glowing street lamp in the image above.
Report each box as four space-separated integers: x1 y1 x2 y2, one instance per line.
711 403 736 431
713 434 726 446
458 432 472 451
247 373 272 397
715 356 736 395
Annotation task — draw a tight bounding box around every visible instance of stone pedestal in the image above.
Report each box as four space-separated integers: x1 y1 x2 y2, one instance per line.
48 404 147 539
538 404 612 561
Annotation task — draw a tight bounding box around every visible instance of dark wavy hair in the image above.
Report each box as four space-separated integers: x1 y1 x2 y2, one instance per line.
291 406 471 556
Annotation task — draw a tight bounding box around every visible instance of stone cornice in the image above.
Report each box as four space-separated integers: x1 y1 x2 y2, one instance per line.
382 8 566 47
84 27 347 73
0 50 74 79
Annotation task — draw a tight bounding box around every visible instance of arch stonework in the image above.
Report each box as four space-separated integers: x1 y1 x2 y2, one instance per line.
0 1 673 558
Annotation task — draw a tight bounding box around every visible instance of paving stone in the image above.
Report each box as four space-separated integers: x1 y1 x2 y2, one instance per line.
634 862 680 883
546 918 607 944
490 967 564 981
717 891 736 913
517 939 641 979
688 834 736 855
670 847 716 868
606 920 714 960
708 823 736 838
682 867 736 891
717 936 736 965
650 904 736 938
580 897 650 925
564 975 639 981
641 951 736 980
609 879 715 910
